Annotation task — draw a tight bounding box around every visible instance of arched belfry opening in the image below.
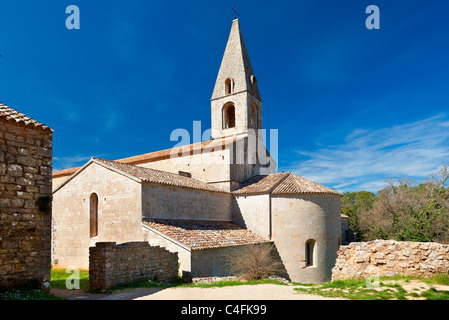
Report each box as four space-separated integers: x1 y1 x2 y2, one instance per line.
223 103 236 129
90 193 98 238
251 75 258 93
225 78 234 95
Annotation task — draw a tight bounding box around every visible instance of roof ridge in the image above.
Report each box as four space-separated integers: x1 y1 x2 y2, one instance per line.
272 173 342 196
92 157 228 193
266 172 291 194
53 135 247 178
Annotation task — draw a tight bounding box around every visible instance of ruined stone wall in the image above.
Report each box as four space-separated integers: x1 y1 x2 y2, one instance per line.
142 225 192 275
0 119 52 288
89 242 178 291
332 240 449 280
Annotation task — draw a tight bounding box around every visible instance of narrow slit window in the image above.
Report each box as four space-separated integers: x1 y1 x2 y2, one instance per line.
90 193 98 238
305 239 315 267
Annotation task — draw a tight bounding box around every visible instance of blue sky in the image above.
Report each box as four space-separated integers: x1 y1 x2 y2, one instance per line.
1 0 448 193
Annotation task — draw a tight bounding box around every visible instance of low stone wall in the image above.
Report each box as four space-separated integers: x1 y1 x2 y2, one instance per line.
332 240 449 280
89 242 178 291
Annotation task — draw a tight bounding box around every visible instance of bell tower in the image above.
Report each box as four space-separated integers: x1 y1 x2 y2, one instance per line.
211 19 262 140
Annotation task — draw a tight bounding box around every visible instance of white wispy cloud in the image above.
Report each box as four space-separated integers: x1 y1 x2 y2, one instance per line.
53 154 105 172
283 114 449 193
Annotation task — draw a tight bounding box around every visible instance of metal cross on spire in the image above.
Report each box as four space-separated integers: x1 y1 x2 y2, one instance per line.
232 5 239 19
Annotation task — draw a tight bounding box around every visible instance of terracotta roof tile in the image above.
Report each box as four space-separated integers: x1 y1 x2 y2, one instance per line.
272 174 341 195
93 158 226 193
118 136 240 165
52 135 244 178
142 219 270 250
233 173 342 196
232 173 289 194
0 103 52 132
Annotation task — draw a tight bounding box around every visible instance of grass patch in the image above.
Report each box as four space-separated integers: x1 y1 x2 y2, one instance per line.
50 268 89 291
295 281 405 300
189 279 287 288
420 288 449 300
0 289 64 300
425 273 449 286
294 274 449 300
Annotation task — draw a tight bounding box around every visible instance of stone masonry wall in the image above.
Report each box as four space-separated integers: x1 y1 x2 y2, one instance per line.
142 182 232 222
52 161 143 270
332 240 449 280
89 242 179 291
0 119 53 288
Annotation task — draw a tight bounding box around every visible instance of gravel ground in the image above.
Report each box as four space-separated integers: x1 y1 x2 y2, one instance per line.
51 284 345 300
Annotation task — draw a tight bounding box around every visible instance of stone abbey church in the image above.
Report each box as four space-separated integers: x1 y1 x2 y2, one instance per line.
51 19 342 283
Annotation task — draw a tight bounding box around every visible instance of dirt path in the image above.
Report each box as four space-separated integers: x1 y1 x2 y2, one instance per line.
51 284 345 300
133 284 345 300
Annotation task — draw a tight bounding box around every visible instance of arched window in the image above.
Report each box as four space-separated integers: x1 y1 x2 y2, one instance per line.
305 239 315 267
250 75 258 92
90 193 98 238
251 104 258 130
223 103 236 129
225 78 234 95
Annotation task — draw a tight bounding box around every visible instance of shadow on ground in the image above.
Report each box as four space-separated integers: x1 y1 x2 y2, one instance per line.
50 287 166 300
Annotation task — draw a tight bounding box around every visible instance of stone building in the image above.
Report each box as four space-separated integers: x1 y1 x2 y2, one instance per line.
52 19 342 283
0 103 53 288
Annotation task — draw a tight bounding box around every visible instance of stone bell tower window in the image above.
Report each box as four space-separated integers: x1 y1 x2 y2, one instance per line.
90 193 98 238
225 78 234 95
250 75 258 92
223 103 236 129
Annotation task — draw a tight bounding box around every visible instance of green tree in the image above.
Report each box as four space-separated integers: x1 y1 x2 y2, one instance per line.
341 191 376 239
358 165 449 243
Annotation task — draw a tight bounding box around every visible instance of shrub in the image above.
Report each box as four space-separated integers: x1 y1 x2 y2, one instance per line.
224 243 284 281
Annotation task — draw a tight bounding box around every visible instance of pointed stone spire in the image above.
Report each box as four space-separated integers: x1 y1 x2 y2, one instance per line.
211 19 261 101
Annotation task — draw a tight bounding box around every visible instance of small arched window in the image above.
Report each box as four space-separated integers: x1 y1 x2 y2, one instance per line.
225 78 234 95
250 75 258 92
223 103 236 129
305 239 315 267
251 104 258 130
90 193 98 238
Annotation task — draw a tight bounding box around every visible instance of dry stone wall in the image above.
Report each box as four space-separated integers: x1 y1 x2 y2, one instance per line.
89 242 179 291
332 240 449 280
0 119 53 288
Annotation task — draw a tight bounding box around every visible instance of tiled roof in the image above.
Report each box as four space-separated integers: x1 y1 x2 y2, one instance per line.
232 173 342 196
142 219 270 250
232 173 289 194
53 135 243 178
93 158 226 193
271 174 342 195
118 136 241 165
0 103 52 131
